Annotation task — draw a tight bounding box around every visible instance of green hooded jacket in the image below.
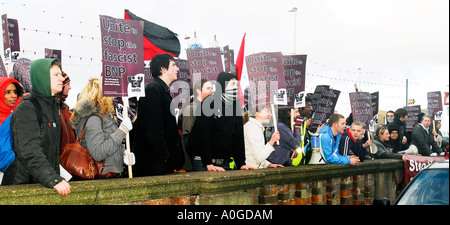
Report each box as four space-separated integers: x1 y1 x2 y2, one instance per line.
1 58 65 188
30 58 58 96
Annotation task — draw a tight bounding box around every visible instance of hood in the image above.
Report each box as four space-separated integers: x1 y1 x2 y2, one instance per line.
70 99 98 129
9 58 32 93
30 58 61 96
216 72 237 94
0 77 22 123
318 124 342 138
343 128 357 143
318 124 333 136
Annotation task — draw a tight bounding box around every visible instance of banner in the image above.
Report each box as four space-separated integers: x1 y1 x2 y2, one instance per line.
100 15 144 97
2 14 10 63
223 45 236 73
7 18 20 62
311 85 329 113
186 47 223 88
311 87 340 130
45 48 62 62
370 91 379 132
280 54 307 109
349 92 373 130
403 154 448 185
0 56 6 77
245 52 286 108
404 105 421 132
427 91 443 120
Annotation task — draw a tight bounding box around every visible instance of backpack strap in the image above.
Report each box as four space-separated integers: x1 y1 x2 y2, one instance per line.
23 96 43 126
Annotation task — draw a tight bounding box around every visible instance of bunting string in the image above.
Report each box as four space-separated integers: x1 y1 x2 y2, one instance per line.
21 27 100 41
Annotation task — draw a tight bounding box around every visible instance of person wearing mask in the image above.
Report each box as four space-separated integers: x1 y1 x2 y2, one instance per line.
0 77 23 125
385 110 395 125
317 113 360 165
133 54 185 176
189 72 256 171
70 77 134 179
387 108 408 147
243 105 282 169
388 124 408 153
1 59 71 196
372 126 405 160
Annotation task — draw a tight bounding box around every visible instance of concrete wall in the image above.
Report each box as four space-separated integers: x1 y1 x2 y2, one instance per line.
0 159 404 205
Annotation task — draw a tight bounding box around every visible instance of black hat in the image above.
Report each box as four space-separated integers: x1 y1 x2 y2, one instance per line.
216 72 237 93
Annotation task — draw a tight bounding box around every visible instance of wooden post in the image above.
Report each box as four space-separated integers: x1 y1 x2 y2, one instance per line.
122 97 133 178
271 104 280 145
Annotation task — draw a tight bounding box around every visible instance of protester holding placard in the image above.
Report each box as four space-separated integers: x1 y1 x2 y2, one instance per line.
70 77 134 178
188 72 256 172
133 54 185 176
243 105 282 169
410 115 442 156
266 108 303 166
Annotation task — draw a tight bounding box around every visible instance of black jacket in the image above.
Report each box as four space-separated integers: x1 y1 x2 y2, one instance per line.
387 118 408 147
2 91 63 188
410 124 441 156
132 77 184 176
188 93 246 168
2 58 64 188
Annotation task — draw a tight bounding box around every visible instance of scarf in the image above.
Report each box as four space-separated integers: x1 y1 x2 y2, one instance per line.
222 88 238 105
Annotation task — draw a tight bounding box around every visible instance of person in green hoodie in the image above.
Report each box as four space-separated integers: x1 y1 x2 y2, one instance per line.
1 58 71 196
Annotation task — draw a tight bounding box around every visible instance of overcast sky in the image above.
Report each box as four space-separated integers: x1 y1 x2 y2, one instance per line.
1 0 449 132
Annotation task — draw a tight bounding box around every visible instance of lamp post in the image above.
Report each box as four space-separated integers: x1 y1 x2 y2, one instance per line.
289 7 297 54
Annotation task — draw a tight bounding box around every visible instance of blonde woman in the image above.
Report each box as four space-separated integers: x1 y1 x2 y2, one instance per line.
70 77 133 178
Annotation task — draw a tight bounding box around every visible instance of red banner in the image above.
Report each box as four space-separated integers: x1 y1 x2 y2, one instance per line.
403 154 448 185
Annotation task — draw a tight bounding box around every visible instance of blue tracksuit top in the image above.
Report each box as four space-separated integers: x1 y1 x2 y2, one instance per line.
317 125 350 165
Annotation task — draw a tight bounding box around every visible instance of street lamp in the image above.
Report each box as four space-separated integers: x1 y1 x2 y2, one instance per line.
289 7 297 54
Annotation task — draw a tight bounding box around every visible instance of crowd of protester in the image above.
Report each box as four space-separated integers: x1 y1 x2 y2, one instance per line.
0 54 448 196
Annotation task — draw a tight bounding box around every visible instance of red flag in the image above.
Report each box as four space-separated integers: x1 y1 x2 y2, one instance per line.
236 33 246 107
124 10 180 60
